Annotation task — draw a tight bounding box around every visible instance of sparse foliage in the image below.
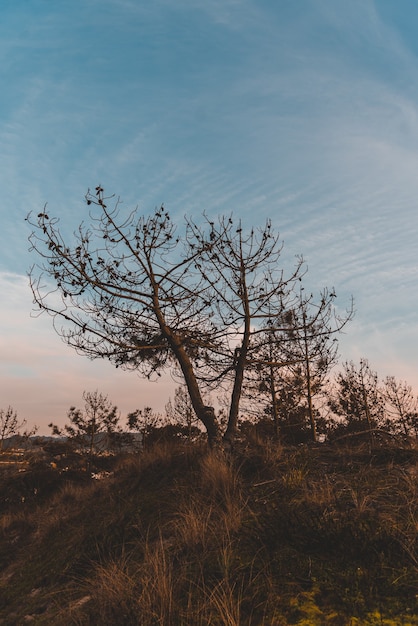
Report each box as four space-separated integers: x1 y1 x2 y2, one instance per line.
184 215 305 444
49 390 121 458
255 287 353 441
329 359 385 441
127 406 162 448
165 385 199 440
275 288 353 440
382 375 418 436
0 406 34 451
260 368 314 443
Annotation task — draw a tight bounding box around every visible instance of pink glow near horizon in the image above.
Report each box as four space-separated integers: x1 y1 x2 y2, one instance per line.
1 272 417 435
0 273 177 434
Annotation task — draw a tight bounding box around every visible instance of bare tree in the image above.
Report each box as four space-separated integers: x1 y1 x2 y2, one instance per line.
0 407 35 451
28 187 304 446
186 216 304 444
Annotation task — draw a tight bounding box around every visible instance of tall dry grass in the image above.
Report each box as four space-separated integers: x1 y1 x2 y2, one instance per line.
3 440 418 624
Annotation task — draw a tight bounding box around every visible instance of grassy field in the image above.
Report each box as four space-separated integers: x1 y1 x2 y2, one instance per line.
1 438 418 625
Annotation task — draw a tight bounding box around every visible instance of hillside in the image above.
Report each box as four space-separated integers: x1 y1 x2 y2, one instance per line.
1 439 418 625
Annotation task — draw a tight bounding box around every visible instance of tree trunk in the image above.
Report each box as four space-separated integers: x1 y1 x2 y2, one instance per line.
169 332 221 448
303 314 317 442
269 363 280 441
151 279 221 447
223 253 251 445
360 373 374 450
224 345 248 444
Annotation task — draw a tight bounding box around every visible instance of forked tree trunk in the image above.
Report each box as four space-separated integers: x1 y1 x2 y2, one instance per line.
168 332 222 448
152 283 222 448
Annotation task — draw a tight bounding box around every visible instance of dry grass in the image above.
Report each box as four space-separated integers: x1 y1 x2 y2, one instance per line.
172 498 214 551
2 439 418 624
205 577 243 626
200 450 238 499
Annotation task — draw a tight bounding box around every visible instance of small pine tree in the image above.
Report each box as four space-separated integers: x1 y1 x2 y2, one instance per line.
49 390 121 461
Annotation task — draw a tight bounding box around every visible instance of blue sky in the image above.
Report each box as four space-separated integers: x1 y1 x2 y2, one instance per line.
1 0 418 432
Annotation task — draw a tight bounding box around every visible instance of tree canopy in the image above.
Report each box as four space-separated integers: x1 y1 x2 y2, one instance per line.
28 187 351 445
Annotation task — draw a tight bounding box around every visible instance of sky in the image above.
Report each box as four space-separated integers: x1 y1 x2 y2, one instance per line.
1 0 418 433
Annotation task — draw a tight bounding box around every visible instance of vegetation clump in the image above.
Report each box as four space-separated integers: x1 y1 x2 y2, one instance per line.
1 437 418 624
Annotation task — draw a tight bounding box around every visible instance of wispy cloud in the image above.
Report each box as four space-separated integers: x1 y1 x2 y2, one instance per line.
1 0 418 429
